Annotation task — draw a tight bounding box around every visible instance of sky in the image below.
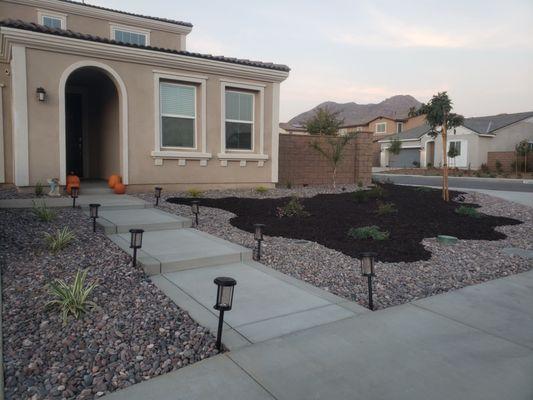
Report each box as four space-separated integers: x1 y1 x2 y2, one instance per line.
92 0 533 121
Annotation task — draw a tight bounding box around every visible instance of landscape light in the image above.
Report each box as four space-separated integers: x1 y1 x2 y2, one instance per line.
191 201 200 227
129 228 144 267
359 252 377 310
70 186 79 208
89 203 100 232
213 276 237 351
154 187 162 206
253 223 265 261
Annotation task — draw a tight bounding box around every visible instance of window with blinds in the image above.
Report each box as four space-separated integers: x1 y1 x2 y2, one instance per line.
42 16 63 29
160 82 196 148
113 29 147 46
225 91 254 150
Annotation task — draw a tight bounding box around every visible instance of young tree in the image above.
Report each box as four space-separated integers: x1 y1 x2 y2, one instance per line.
303 107 344 136
447 145 460 168
515 140 530 174
310 134 354 189
388 137 402 155
409 92 464 201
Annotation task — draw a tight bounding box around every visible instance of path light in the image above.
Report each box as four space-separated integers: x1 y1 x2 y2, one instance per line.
213 277 237 351
154 186 162 206
360 252 377 310
89 203 100 232
129 228 144 267
191 201 199 227
70 186 79 208
253 223 265 261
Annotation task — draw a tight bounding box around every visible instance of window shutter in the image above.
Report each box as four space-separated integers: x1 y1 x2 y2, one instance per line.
160 83 195 117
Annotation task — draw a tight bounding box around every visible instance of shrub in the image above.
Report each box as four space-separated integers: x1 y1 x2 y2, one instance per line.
426 162 433 169
44 227 76 253
388 138 402 155
347 226 389 241
412 161 420 168
256 186 269 194
367 185 386 198
352 190 369 203
276 196 310 218
455 205 481 218
32 200 56 222
286 181 293 189
376 202 397 215
35 181 44 197
480 163 490 173
352 185 386 203
495 160 503 174
187 188 203 198
357 181 363 188
46 269 98 325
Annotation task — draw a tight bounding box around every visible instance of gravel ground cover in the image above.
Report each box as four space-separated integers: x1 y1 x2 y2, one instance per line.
0 185 41 199
135 185 532 310
0 207 218 399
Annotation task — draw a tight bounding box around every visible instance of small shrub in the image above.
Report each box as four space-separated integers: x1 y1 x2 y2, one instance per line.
455 205 481 218
352 185 386 203
46 269 98 325
256 186 269 194
357 181 363 188
495 160 503 174
276 196 310 218
414 186 432 192
35 181 44 197
480 163 490 173
32 200 56 222
347 226 389 241
376 202 397 215
44 227 76 253
352 190 369 203
187 188 203 198
286 181 293 189
367 185 386 198
412 161 420 168
426 162 433 169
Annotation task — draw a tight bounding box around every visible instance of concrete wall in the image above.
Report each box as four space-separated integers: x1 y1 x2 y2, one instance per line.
278 132 372 186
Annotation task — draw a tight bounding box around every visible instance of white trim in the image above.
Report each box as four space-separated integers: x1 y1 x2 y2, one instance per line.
110 23 151 46
150 150 211 160
153 72 207 154
37 9 67 29
217 153 268 160
375 122 387 134
59 60 129 185
11 45 29 186
271 82 280 182
0 27 289 82
0 84 5 183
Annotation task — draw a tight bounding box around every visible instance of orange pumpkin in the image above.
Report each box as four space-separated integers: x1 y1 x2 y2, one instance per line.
113 182 126 194
108 174 121 188
66 183 80 194
66 172 80 187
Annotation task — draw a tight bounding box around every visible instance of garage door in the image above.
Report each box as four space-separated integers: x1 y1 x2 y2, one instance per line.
389 148 420 168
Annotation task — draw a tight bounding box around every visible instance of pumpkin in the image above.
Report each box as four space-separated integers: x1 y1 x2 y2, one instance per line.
113 182 126 194
66 172 80 187
108 174 121 188
66 183 80 194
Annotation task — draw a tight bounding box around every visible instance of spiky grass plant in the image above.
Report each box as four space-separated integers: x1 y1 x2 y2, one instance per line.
32 200 56 222
186 188 203 198
44 227 76 253
455 205 481 218
46 269 98 325
255 186 269 194
347 226 389 241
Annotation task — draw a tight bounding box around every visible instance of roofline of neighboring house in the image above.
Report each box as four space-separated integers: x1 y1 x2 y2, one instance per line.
464 114 533 135
6 0 194 31
0 21 291 78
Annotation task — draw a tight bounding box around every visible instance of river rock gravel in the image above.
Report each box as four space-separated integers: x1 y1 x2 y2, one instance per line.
136 186 532 310
0 207 218 399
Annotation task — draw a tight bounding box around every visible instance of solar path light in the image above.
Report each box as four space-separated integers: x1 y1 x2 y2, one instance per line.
213 277 237 351
360 252 377 310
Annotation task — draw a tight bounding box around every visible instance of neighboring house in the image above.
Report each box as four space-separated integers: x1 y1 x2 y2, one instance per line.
279 122 306 135
0 0 290 189
379 112 533 169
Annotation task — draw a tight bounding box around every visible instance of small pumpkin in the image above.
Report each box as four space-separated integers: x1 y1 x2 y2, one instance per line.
113 182 126 194
66 172 80 187
108 174 121 188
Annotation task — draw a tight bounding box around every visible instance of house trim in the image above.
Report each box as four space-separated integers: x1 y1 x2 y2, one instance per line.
0 84 5 183
271 82 280 182
11 44 29 186
59 60 129 185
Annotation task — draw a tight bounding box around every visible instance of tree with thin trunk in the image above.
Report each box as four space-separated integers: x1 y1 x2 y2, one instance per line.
515 140 530 174
310 135 354 189
409 92 464 201
447 145 460 168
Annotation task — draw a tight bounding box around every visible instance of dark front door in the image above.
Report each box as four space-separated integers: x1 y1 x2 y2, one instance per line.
66 92 83 176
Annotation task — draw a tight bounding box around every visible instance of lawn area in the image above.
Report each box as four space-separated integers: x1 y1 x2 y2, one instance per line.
167 184 520 263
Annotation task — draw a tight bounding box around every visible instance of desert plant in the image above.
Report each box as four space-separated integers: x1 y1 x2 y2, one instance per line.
367 185 386 198
426 162 433 168
375 202 397 215
32 200 56 222
347 226 389 241
515 140 530 173
480 163 490 173
495 160 503 174
276 196 310 218
352 190 369 203
35 181 44 197
388 138 402 155
455 205 481 218
46 269 98 325
255 186 269 194
286 181 293 189
44 227 76 253
447 145 460 168
186 188 203 198
357 181 363 188
310 134 354 189
303 107 344 136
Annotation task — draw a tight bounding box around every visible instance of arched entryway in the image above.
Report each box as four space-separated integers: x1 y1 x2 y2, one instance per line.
59 61 128 185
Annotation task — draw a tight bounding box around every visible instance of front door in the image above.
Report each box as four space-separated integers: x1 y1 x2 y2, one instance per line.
66 92 83 176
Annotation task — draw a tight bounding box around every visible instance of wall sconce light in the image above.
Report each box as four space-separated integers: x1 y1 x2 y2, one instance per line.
36 87 46 102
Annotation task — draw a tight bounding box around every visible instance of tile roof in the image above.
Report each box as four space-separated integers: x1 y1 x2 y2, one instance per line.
379 122 431 142
0 19 291 72
463 111 533 134
57 0 193 27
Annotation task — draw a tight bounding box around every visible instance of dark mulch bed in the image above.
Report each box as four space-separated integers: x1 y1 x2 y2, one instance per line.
167 184 521 262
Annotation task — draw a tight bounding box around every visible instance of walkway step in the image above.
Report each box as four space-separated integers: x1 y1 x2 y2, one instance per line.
94 208 191 233
109 229 252 275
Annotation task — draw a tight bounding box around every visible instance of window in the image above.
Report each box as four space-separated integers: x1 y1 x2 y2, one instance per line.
225 91 254 150
397 122 404 133
42 16 62 29
113 29 147 45
375 122 387 134
356 127 363 132
38 11 66 29
449 141 461 155
160 82 196 148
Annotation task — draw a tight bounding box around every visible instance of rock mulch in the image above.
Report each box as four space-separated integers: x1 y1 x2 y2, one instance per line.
135 185 532 310
0 207 218 399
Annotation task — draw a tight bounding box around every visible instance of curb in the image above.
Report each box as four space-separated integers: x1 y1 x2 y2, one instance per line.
373 173 533 184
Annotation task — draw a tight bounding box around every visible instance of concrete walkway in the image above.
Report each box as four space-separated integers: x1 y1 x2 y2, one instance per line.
105 270 533 400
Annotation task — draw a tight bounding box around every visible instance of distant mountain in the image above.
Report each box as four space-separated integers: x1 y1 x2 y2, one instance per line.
287 95 422 127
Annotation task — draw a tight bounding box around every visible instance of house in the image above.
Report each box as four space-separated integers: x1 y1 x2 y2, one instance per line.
0 0 290 190
378 112 533 169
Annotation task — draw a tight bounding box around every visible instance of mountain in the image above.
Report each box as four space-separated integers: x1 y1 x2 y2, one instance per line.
287 95 422 127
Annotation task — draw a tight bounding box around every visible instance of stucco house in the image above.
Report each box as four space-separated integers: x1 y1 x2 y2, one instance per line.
379 111 533 169
0 0 290 190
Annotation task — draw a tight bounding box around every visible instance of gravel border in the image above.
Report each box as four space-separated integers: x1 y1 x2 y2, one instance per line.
135 186 532 310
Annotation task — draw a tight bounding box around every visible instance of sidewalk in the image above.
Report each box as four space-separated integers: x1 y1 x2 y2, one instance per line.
105 270 533 400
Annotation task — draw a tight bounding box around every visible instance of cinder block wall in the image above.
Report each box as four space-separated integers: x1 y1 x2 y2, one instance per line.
487 151 533 171
278 132 373 186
